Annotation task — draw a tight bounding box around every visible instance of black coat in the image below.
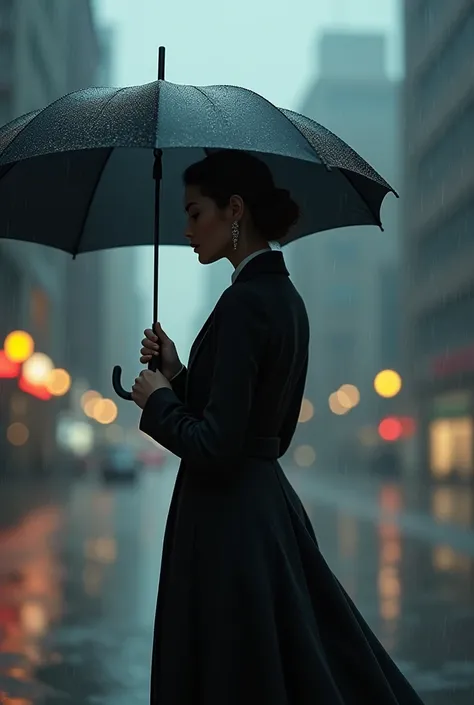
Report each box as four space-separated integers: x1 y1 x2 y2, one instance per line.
140 251 424 704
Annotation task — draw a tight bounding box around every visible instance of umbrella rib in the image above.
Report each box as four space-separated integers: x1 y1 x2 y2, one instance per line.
0 110 42 163
189 86 232 129
279 107 399 198
339 169 385 231
276 106 332 171
71 147 114 258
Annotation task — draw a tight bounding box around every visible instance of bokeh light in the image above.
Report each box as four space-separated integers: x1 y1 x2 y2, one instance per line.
22 352 54 385
4 330 34 363
298 398 314 423
338 384 360 408
46 368 71 396
93 398 118 425
7 422 30 446
374 370 402 398
0 350 20 378
378 417 403 442
293 444 316 467
329 392 350 415
81 390 102 418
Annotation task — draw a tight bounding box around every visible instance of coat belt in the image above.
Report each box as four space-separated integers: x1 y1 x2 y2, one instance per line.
243 436 280 459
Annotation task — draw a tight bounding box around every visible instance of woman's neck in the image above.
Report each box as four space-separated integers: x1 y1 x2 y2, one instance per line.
228 241 271 269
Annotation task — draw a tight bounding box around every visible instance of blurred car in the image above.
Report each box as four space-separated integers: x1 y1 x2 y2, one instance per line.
100 445 139 482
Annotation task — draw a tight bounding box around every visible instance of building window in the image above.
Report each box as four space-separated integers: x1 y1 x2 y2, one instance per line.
429 416 473 479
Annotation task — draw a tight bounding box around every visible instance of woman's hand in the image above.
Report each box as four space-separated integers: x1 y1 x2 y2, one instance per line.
140 323 183 380
132 369 171 409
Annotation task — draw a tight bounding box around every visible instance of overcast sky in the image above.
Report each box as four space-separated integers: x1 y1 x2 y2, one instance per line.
95 0 401 358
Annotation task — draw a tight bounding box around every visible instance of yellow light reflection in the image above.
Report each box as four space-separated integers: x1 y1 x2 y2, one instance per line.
432 486 473 527
432 544 471 573
377 482 402 636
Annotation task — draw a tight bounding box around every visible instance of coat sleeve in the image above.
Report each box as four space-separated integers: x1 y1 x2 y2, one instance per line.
139 288 268 464
170 365 187 403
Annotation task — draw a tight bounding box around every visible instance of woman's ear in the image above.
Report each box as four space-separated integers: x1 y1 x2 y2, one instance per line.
228 194 245 222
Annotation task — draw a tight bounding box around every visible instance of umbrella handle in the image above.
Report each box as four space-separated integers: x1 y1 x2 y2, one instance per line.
112 366 132 401
112 353 160 402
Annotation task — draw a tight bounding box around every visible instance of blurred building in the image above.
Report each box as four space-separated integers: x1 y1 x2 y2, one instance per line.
0 0 102 473
92 25 149 442
289 31 401 471
402 0 474 482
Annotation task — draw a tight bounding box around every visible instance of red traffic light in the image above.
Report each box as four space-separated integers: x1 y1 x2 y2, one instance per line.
378 415 416 442
378 417 403 442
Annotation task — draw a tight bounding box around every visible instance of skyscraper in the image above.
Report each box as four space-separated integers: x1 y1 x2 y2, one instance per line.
290 30 400 470
402 0 474 482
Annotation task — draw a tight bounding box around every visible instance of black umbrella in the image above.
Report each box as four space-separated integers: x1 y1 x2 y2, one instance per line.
0 47 397 400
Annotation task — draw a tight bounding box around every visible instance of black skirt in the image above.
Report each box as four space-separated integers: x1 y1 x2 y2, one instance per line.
150 459 425 704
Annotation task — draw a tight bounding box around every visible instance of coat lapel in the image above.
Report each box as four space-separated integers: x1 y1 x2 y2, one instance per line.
186 252 289 378
187 308 215 376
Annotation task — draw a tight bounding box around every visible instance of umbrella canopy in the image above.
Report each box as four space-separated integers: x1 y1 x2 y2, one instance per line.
0 48 397 401
0 81 396 256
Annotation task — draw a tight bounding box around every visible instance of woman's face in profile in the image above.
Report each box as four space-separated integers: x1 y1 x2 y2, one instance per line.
184 185 233 265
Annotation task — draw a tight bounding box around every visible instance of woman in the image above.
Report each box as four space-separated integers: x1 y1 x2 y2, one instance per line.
132 150 424 704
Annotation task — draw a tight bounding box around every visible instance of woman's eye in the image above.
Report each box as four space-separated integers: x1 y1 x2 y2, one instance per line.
190 213 199 220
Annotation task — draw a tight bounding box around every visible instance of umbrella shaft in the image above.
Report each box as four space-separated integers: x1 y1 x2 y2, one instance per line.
153 149 163 329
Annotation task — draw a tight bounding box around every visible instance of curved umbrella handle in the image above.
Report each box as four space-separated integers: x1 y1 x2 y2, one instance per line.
112 366 132 401
112 354 160 402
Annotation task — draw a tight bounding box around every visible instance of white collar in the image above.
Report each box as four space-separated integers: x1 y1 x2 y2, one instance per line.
231 249 271 284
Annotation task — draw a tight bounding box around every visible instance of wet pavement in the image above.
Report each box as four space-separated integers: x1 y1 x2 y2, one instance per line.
0 462 473 704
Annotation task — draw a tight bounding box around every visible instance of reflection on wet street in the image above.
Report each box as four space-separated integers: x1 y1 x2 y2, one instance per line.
0 464 473 704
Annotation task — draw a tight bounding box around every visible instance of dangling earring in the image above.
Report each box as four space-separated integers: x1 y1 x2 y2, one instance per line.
231 221 239 250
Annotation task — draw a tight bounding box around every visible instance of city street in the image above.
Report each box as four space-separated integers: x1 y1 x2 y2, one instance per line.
0 462 473 705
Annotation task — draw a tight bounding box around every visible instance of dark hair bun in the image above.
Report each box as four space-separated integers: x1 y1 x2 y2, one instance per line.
183 150 300 242
251 187 300 242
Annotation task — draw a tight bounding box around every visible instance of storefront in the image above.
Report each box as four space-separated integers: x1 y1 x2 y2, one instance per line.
428 391 473 480
423 344 474 482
